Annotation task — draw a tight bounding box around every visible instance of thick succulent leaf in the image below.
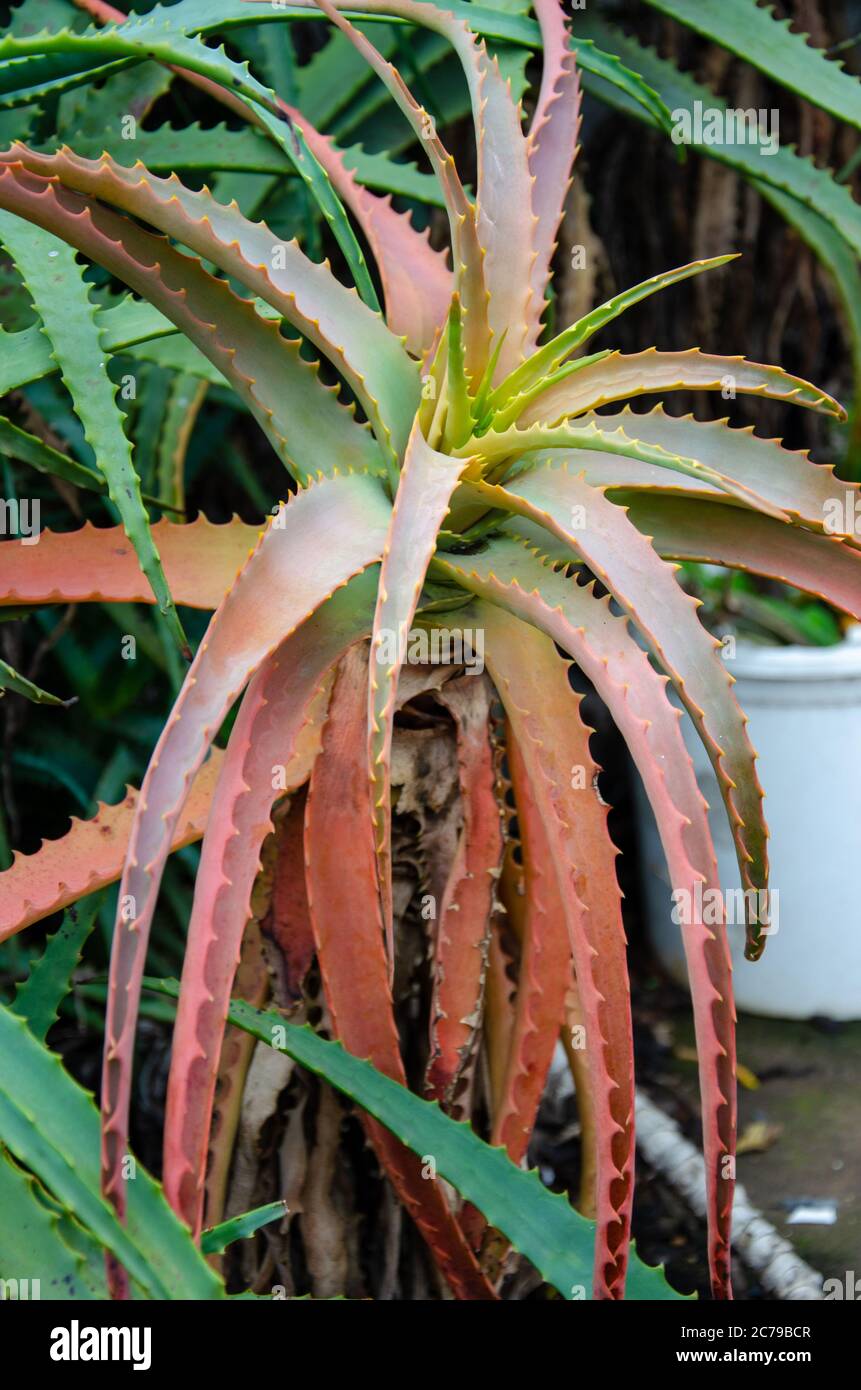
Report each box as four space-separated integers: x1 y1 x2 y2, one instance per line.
425 674 503 1114
305 643 497 1299
100 474 391 1257
644 0 861 130
0 164 385 484
11 890 102 1042
369 425 472 955
494 256 737 412
0 517 257 611
624 494 861 621
0 1149 106 1299
474 467 769 934
466 419 791 518
487 746 572 1165
525 0 581 348
479 604 634 1298
436 539 736 1294
0 752 223 941
0 1004 224 1299
146 979 685 1300
519 348 846 426
564 407 860 538
0 211 187 653
577 15 861 260
0 148 412 473
164 573 377 1238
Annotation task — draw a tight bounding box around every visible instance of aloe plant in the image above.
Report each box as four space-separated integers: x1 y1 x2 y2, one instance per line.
1 0 860 1302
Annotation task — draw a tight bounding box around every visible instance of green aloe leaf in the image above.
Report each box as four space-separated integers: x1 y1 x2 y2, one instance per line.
145 977 685 1301
0 655 71 707
201 1200 288 1255
11 891 103 1043
0 1148 106 1300
644 0 861 130
0 1003 225 1300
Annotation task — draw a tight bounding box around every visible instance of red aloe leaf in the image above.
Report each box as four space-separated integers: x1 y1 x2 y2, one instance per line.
0 163 384 485
305 643 497 1299
491 727 574 1165
368 424 473 960
0 146 417 469
520 348 846 425
482 466 770 954
437 539 737 1297
480 603 634 1298
100 474 390 1282
0 517 258 610
164 571 378 1238
526 0 581 348
425 674 504 1115
624 493 861 619
0 753 222 941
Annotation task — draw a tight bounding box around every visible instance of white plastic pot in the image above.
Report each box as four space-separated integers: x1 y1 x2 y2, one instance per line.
638 632 861 1020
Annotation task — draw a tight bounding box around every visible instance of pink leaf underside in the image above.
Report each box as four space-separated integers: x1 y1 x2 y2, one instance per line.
534 406 861 538
100 473 391 1239
622 494 861 620
520 350 846 426
0 165 384 482
305 642 497 1299
297 0 537 377
287 107 452 355
440 543 737 1298
492 730 576 1168
424 674 504 1115
163 570 379 1238
368 423 472 958
526 0 581 349
71 0 453 359
0 518 259 610
0 147 418 463
478 602 633 1299
0 752 222 940
478 467 769 912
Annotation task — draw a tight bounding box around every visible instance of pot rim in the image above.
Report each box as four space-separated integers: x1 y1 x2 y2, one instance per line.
728 625 861 681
